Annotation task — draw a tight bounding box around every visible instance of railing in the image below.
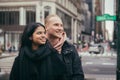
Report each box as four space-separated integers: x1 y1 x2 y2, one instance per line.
0 25 25 32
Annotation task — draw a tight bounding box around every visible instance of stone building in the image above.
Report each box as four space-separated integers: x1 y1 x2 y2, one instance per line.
0 0 82 50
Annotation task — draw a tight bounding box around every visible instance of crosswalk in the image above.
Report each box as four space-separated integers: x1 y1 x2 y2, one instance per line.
79 51 117 57
85 74 116 80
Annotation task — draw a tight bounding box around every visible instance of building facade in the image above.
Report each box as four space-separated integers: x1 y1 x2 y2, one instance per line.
0 0 82 51
78 0 93 43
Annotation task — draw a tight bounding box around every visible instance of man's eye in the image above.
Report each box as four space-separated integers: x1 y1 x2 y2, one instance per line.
54 24 59 26
61 24 63 27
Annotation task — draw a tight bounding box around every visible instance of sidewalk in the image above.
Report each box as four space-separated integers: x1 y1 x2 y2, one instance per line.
78 51 117 57
85 74 116 80
0 51 18 59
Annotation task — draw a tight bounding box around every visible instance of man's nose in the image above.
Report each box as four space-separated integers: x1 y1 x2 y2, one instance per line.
58 25 63 29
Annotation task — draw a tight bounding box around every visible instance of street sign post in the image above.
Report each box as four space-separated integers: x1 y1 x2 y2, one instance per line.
96 14 116 21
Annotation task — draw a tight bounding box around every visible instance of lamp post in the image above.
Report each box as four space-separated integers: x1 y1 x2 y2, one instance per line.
0 29 6 51
0 29 3 51
0 29 2 34
117 0 120 79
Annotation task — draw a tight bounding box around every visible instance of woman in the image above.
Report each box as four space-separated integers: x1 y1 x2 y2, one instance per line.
9 22 66 80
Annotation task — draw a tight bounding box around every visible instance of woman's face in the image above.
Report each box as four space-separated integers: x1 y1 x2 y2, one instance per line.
30 26 46 45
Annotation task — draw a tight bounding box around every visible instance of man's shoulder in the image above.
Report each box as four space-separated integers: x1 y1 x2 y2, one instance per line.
63 41 75 48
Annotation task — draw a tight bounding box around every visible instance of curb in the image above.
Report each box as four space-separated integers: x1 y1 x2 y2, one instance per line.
0 55 14 59
0 53 18 59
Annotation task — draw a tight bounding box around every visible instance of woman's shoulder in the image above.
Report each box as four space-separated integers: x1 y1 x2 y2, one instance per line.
46 40 55 49
12 56 20 64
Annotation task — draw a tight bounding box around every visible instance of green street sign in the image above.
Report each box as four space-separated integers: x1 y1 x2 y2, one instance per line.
96 14 116 21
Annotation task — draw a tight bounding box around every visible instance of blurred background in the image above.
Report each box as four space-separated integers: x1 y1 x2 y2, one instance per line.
0 0 118 80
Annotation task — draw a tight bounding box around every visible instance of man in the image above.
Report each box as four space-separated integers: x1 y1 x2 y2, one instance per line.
45 14 84 80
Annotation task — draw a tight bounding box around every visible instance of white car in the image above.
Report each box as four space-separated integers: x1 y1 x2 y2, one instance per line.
88 43 104 54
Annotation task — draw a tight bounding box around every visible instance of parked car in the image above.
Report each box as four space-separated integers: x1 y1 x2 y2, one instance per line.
88 43 104 54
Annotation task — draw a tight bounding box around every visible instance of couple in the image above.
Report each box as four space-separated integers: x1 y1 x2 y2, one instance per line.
10 14 84 80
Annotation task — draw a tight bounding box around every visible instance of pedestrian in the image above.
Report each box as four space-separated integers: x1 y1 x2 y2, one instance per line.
45 14 84 80
12 45 16 52
9 22 66 80
8 46 12 53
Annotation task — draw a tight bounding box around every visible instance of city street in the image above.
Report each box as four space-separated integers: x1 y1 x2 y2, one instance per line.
79 48 117 57
79 50 116 80
0 50 117 80
0 0 118 79
82 56 116 75
82 56 116 80
0 52 17 80
0 56 16 73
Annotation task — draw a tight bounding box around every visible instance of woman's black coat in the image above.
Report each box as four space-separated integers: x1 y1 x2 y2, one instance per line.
9 42 66 80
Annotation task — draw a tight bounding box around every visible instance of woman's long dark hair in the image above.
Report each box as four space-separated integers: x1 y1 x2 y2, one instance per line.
20 22 45 48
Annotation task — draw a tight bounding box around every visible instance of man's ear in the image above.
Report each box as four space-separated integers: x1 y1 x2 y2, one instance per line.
45 24 50 31
46 27 48 31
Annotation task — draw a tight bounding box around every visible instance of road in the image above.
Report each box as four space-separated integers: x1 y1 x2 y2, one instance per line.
0 55 16 80
81 51 116 80
0 56 16 73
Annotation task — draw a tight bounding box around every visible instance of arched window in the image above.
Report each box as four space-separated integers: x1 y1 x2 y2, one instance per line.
44 6 51 18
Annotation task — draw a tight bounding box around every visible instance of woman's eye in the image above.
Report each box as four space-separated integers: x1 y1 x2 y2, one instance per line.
36 31 46 34
37 32 42 34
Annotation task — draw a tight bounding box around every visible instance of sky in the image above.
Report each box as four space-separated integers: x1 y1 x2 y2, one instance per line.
104 0 115 41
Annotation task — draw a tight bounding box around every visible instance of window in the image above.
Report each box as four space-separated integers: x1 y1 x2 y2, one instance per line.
0 11 19 25
44 11 49 18
26 11 36 24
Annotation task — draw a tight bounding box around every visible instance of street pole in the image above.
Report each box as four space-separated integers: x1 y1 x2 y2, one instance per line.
117 0 120 79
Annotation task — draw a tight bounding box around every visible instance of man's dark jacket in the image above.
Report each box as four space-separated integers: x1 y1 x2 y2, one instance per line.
61 41 84 80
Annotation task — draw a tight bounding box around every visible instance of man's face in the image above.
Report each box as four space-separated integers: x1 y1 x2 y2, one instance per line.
46 16 64 38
